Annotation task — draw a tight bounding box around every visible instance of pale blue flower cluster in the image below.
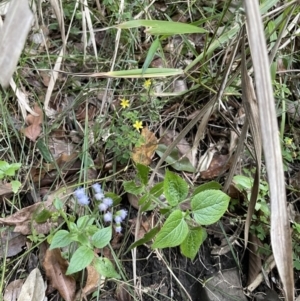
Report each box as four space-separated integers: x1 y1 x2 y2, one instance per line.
74 183 127 233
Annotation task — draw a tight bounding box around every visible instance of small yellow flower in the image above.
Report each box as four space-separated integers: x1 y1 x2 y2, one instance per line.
143 79 152 89
120 98 130 109
133 121 143 131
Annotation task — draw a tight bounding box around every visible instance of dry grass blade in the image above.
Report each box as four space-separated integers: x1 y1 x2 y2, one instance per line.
0 0 33 88
244 1 294 300
241 36 262 251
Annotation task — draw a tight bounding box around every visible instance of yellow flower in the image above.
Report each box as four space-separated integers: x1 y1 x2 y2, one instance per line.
143 79 152 89
133 121 143 131
120 98 130 109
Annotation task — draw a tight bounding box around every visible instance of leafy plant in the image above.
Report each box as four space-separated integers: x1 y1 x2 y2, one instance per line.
124 164 230 260
49 185 125 279
0 160 22 193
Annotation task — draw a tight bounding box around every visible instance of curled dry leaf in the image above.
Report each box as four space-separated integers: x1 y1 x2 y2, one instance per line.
3 279 24 301
17 268 45 301
0 230 26 258
43 249 76 301
200 153 231 180
22 104 43 141
132 127 158 166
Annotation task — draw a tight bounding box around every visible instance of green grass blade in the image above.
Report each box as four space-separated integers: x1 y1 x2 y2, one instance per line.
100 68 183 78
142 37 160 75
116 20 207 35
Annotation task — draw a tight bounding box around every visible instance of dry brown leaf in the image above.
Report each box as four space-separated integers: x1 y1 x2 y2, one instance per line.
0 182 14 197
0 230 26 258
0 198 56 235
132 127 158 165
200 153 231 179
17 268 45 301
43 248 76 301
22 104 43 141
3 279 24 301
116 283 131 301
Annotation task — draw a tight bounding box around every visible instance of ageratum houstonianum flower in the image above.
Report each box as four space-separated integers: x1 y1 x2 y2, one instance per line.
98 203 108 212
92 183 102 194
115 224 122 233
114 215 122 223
74 188 90 206
95 192 105 201
118 209 128 220
103 212 113 222
102 197 113 207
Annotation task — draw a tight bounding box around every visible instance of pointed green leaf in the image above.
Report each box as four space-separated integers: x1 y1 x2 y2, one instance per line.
136 163 150 185
104 68 183 78
126 226 160 253
191 190 230 225
164 170 188 206
116 20 207 35
66 246 94 275
11 180 21 193
94 257 120 279
123 180 144 195
192 181 221 197
92 227 112 248
152 210 188 248
142 37 160 75
50 230 73 249
180 227 207 260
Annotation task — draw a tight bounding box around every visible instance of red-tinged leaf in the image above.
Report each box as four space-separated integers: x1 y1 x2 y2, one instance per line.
43 249 76 301
22 104 43 141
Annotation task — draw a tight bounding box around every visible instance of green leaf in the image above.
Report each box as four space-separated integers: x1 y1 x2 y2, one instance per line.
126 226 160 253
50 230 73 249
180 227 207 260
156 144 196 172
192 181 221 197
152 210 188 248
66 246 94 275
77 216 95 229
116 20 207 35
92 227 112 249
36 139 53 162
164 170 188 206
142 37 160 75
123 180 144 195
0 162 21 177
0 161 9 170
34 209 52 223
104 68 183 78
136 163 150 185
11 180 21 193
191 190 230 225
93 257 120 279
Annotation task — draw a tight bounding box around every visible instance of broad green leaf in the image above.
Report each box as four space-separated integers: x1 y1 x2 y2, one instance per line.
152 210 188 248
77 216 95 229
191 190 230 225
0 161 9 170
123 181 144 195
34 209 52 223
142 37 160 75
156 144 196 172
102 68 183 78
136 163 150 185
92 227 112 249
66 246 94 275
36 139 53 162
192 181 221 197
180 227 207 260
94 257 120 279
50 230 73 249
164 170 188 206
11 180 21 193
233 175 253 191
116 20 207 35
126 226 160 253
